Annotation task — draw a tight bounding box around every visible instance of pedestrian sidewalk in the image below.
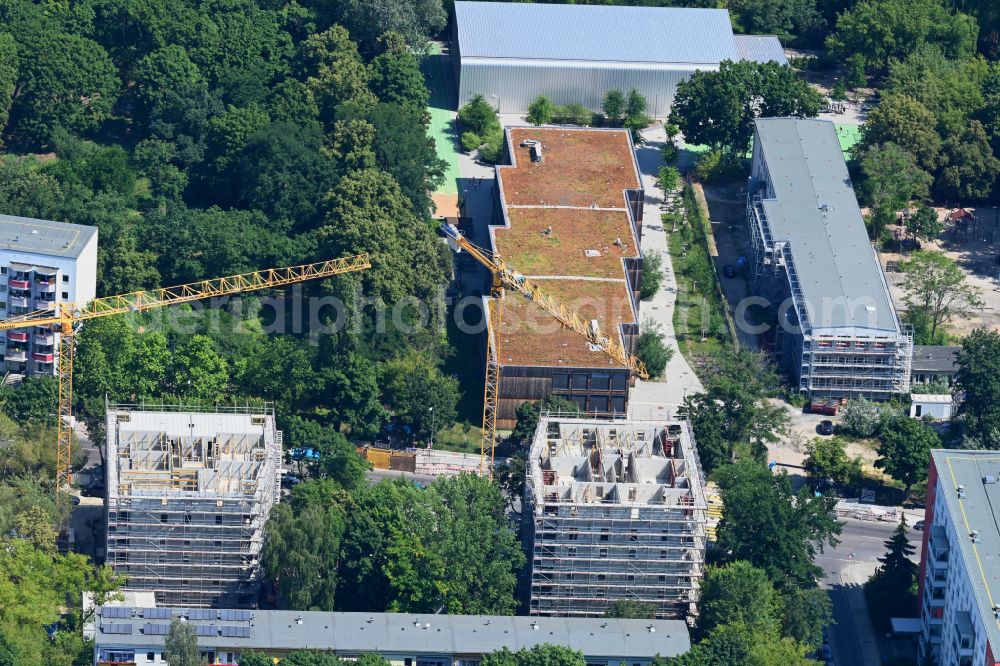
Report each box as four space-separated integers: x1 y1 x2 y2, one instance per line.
629 125 704 419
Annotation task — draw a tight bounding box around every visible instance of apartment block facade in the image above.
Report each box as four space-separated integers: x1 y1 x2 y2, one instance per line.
917 450 1000 666
0 214 98 377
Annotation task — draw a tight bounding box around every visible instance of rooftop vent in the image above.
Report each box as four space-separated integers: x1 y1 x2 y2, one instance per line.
958 484 967 499
984 475 998 485
971 530 980 543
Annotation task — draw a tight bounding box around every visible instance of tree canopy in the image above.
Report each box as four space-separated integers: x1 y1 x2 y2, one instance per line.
670 60 821 159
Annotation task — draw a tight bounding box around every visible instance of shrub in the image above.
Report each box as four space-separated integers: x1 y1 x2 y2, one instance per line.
478 128 504 164
625 88 647 118
460 131 481 152
555 103 592 126
637 320 674 379
694 149 723 181
526 95 555 125
602 90 625 120
640 251 664 300
458 94 499 136
840 396 879 438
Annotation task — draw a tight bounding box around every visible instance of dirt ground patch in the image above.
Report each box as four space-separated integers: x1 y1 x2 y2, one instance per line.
881 206 1000 336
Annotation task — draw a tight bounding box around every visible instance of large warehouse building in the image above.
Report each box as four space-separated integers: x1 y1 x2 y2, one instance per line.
746 118 912 399
453 1 786 116
487 126 644 427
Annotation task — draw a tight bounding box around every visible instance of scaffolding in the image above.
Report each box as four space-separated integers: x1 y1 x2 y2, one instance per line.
746 178 912 400
524 414 707 619
105 403 281 608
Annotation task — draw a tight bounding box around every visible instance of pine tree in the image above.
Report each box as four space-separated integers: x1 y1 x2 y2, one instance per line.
877 517 917 582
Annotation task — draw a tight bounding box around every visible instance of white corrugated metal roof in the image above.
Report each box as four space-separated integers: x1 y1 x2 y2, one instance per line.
455 1 739 64
733 35 788 65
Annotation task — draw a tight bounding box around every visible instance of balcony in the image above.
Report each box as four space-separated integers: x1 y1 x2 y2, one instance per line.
37 299 55 310
5 350 26 362
32 352 54 364
9 295 28 308
6 331 28 343
8 278 29 290
33 331 54 345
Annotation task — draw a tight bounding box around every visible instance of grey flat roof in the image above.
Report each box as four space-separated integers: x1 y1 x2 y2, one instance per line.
755 118 899 333
0 214 96 258
912 345 960 374
930 450 1000 653
93 608 690 658
455 1 738 64
733 35 788 65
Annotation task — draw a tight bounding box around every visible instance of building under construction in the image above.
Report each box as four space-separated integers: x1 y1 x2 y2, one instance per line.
746 118 912 399
524 415 707 619
105 404 281 608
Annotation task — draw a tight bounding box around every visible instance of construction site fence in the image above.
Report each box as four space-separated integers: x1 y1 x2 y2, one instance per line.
835 500 899 522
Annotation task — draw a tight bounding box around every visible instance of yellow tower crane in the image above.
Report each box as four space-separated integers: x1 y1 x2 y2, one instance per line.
441 224 649 475
0 254 372 510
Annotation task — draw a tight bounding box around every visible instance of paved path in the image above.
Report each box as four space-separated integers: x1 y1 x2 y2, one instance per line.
629 125 704 418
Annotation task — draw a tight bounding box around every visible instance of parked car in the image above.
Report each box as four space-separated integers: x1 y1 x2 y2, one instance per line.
723 265 737 278
914 520 925 531
290 447 320 462
818 420 835 436
280 473 302 488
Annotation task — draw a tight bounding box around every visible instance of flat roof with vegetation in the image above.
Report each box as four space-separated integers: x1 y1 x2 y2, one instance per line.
492 127 641 369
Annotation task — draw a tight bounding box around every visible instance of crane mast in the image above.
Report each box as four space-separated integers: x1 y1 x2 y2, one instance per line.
442 224 649 475
0 254 372 511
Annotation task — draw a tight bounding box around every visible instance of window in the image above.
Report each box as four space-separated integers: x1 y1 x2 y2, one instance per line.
0 302 6 310
61 291 68 299
591 373 610 390
628 549 637 559
553 373 570 390
160 513 168 523
215 515 223 525
597 574 606 581
600 529 609 542
184 513 192 524
567 546 576 557
599 548 608 557
61 275 68 283
147 652 155 661
571 374 588 390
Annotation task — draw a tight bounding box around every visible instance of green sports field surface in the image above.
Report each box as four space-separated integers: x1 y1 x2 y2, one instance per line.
422 43 460 196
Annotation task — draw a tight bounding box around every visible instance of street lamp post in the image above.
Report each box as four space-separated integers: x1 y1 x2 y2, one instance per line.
429 407 435 450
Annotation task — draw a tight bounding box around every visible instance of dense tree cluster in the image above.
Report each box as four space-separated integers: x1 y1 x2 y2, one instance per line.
0 0 464 449
849 2 1000 214
263 474 524 614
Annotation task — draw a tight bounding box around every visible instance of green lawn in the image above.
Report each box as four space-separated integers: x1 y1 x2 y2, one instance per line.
422 43 460 196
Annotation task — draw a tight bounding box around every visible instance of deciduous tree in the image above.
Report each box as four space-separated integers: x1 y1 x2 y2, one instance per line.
697 562 781 639
804 436 862 487
874 416 939 492
955 329 1000 448
164 618 202 666
714 460 841 587
900 251 983 339
936 120 1000 201
861 94 941 171
671 60 820 158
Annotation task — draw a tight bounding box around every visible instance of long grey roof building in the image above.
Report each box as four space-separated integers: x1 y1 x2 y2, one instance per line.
452 1 786 116
747 118 912 399
88 607 691 665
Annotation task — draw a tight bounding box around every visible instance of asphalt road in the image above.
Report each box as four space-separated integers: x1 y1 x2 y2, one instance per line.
815 518 921 666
